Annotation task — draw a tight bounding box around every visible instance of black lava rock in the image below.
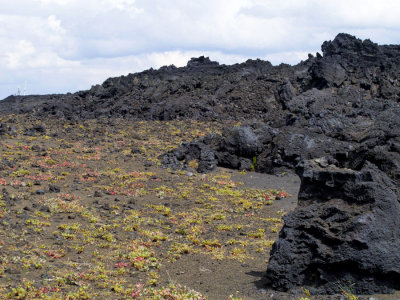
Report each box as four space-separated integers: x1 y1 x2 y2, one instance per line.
49 184 61 193
35 189 45 195
265 161 400 294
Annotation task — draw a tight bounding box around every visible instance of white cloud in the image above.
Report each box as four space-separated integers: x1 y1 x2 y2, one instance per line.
47 15 64 33
1 0 400 98
33 0 69 4
103 0 143 14
6 40 36 69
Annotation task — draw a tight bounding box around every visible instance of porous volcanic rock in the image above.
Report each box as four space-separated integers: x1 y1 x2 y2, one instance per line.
265 160 400 294
2 33 399 123
155 34 400 295
160 142 217 173
0 122 16 136
160 123 355 174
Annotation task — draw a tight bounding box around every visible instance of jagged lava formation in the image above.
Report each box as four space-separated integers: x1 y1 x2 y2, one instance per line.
2 33 400 295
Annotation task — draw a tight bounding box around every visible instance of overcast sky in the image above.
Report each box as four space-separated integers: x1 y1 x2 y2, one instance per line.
1 0 400 99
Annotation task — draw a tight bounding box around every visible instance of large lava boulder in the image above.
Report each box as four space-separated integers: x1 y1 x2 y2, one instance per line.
160 142 217 173
265 160 400 294
160 125 265 172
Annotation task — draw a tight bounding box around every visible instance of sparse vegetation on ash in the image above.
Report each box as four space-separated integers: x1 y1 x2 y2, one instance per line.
0 116 296 299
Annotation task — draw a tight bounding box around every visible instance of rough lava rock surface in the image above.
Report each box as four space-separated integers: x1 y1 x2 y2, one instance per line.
266 160 400 294
2 33 400 294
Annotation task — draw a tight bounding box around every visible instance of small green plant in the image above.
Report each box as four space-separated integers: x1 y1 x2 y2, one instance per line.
341 285 358 300
229 291 243 299
251 156 257 171
298 287 311 300
247 228 265 238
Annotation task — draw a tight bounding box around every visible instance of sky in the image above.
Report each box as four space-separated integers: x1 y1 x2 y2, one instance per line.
1 0 400 99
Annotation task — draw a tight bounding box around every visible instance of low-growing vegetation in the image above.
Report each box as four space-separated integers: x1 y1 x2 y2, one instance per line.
0 116 348 299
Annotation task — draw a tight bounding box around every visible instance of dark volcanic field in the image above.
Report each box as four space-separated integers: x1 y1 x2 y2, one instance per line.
1 33 400 299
